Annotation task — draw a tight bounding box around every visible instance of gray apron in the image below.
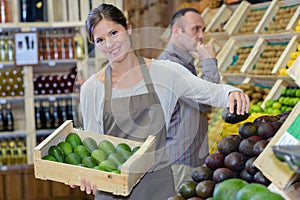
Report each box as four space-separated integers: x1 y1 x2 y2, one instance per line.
95 56 175 200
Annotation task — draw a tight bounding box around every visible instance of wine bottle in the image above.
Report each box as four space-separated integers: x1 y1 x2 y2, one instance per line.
0 104 5 131
42 101 52 129
5 102 13 131
34 101 43 129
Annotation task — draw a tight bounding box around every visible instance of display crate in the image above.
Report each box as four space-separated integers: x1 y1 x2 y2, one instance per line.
217 35 258 83
205 4 234 33
260 78 298 109
223 0 270 35
257 0 300 34
254 101 300 190
34 120 156 196
272 34 300 74
201 7 220 27
240 33 293 76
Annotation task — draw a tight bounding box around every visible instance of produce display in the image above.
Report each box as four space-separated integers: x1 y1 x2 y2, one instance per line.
43 132 140 174
250 42 287 75
280 43 300 76
224 46 253 74
236 83 270 105
173 111 290 199
237 8 267 35
262 5 298 34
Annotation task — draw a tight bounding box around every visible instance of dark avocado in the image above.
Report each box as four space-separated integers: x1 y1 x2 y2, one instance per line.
195 180 215 199
245 157 258 175
224 152 247 171
239 169 253 183
238 122 258 138
217 137 240 155
213 167 236 183
253 140 269 156
191 165 213 182
205 152 225 170
222 106 249 124
239 138 256 157
253 171 271 186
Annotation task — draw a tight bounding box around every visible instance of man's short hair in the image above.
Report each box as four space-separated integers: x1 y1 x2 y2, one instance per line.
170 7 200 27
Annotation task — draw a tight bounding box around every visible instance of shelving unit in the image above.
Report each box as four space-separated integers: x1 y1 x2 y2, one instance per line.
0 0 94 165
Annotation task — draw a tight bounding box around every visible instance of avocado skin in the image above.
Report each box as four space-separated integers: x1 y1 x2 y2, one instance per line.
222 106 249 124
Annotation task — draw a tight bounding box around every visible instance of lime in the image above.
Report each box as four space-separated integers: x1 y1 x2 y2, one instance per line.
65 132 82 149
272 102 282 110
271 109 281 115
265 100 276 108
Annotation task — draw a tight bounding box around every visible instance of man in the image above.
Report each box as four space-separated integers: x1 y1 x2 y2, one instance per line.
158 8 220 191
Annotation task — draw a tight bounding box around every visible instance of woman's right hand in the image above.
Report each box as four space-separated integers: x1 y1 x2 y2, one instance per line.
70 178 98 195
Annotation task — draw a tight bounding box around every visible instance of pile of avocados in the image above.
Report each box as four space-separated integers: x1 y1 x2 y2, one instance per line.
43 132 140 174
169 111 291 200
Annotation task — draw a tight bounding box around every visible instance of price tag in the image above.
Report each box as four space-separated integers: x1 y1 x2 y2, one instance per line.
48 96 56 101
48 61 56 67
0 99 7 104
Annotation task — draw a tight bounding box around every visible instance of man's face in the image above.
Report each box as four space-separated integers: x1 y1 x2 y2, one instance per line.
175 11 206 52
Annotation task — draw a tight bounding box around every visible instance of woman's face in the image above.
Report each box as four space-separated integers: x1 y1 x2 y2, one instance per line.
93 18 132 63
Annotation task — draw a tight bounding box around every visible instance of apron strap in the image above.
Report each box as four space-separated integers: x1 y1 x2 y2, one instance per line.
104 66 112 101
137 55 155 93
104 55 155 100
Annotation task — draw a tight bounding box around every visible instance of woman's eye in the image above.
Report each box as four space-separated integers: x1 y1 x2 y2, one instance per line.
111 30 118 37
96 38 104 44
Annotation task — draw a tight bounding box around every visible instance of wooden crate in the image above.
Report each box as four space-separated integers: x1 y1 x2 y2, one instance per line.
34 120 156 196
205 4 235 33
240 33 294 76
272 34 300 74
217 34 259 73
254 101 300 190
201 7 220 27
260 78 298 109
257 0 300 34
223 0 270 35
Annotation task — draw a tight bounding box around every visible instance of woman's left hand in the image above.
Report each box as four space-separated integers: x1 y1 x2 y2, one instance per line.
70 178 98 195
227 91 250 115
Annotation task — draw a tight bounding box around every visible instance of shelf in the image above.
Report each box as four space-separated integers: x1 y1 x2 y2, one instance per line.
0 130 27 138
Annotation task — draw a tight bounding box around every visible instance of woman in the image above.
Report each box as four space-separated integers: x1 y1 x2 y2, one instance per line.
76 3 250 200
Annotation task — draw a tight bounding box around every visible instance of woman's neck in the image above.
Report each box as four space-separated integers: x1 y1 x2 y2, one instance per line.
110 52 139 76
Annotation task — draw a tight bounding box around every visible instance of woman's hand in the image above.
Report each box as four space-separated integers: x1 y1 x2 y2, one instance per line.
227 91 250 115
70 178 98 195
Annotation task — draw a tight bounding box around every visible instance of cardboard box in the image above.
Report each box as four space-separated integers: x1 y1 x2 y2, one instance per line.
254 101 300 190
34 120 156 196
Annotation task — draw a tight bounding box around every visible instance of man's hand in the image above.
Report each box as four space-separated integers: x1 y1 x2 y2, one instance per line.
227 91 250 115
189 43 216 60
